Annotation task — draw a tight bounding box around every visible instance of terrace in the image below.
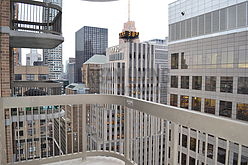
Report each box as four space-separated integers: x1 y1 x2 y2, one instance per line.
0 94 247 165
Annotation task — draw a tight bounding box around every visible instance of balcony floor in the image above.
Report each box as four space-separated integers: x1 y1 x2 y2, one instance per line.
44 156 125 165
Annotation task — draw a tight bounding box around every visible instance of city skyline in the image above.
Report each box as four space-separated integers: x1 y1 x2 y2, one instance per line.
1 0 248 164
21 0 174 67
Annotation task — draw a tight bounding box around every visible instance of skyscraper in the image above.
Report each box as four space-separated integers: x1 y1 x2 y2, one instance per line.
75 26 108 83
168 0 248 164
43 45 63 80
88 40 168 164
43 0 63 80
66 57 76 84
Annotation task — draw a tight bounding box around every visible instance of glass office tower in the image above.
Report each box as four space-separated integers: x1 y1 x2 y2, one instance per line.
75 26 108 83
168 0 248 164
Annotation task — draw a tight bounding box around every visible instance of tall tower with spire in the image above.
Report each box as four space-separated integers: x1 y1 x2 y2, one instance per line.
119 0 139 44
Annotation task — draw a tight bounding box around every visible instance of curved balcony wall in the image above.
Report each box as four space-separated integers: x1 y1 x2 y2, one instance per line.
9 0 64 49
0 95 247 165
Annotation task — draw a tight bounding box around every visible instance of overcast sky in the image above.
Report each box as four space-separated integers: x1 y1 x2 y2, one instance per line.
22 0 175 66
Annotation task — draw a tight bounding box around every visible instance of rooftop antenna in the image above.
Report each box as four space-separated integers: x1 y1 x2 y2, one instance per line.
128 0 130 21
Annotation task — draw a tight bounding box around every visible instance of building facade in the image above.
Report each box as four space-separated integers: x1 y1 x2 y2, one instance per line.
43 0 63 80
82 55 107 94
43 44 63 80
66 57 76 84
75 26 108 83
168 0 248 164
87 41 168 164
26 49 42 66
14 65 49 81
13 65 62 96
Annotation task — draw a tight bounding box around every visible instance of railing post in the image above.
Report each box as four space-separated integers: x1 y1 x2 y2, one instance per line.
124 106 130 164
0 99 7 165
82 104 87 161
171 122 179 165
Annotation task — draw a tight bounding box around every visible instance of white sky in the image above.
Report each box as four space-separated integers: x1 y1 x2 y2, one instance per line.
22 0 175 67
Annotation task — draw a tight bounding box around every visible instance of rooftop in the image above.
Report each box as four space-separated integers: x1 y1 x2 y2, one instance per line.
84 55 107 65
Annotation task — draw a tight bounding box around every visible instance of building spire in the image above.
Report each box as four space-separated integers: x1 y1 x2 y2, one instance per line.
128 0 130 21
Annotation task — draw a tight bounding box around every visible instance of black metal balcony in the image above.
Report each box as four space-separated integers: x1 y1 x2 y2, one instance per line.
9 0 63 49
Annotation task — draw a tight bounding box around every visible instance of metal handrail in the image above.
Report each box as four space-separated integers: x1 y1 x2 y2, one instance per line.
10 0 62 35
0 94 247 165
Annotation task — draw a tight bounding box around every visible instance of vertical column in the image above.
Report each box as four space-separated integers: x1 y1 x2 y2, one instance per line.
0 99 7 165
124 107 130 164
0 1 11 162
82 104 87 160
0 0 11 97
171 122 179 165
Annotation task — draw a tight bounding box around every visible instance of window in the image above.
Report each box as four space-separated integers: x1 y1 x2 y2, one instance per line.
220 8 227 31
186 19 191 38
182 134 187 148
198 15 204 35
26 74 35 81
237 3 246 27
205 13 212 34
189 157 195 165
15 74 22 80
218 147 226 164
207 143 214 159
192 76 202 90
190 137 196 151
228 5 236 29
181 76 189 89
170 94 178 107
213 10 220 32
171 76 178 88
205 76 216 91
204 99 216 114
180 95 189 109
19 122 23 128
19 131 24 136
192 97 201 111
237 103 248 121
171 53 179 69
38 74 48 81
220 77 233 93
181 52 188 69
202 142 206 154
219 101 232 118
238 77 248 94
192 17 198 36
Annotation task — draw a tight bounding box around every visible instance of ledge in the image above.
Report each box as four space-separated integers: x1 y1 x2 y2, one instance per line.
9 30 64 49
1 26 64 48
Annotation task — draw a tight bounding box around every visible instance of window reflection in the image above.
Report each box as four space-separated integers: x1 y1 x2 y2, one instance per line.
237 103 248 121
204 99 216 114
181 76 189 89
192 76 202 90
171 53 179 69
220 77 233 93
180 95 189 109
181 52 188 69
205 76 216 91
171 76 178 88
218 147 226 164
238 77 248 94
192 97 201 111
219 101 232 118
170 94 178 107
